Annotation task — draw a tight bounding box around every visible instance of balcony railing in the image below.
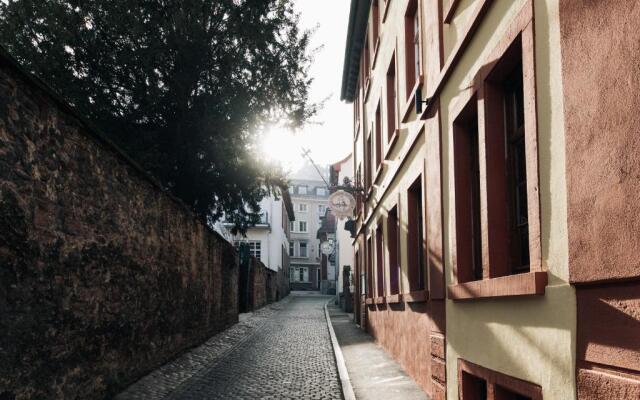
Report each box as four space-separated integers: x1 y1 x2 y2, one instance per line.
222 212 270 228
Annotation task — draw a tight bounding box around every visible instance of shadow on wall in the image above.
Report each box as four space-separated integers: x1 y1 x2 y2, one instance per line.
446 284 576 399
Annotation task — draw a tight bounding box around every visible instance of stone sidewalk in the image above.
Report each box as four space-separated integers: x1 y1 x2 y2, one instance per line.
327 304 428 400
117 293 342 400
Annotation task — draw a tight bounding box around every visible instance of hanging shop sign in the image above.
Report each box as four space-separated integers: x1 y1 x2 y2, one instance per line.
320 240 335 256
327 190 356 219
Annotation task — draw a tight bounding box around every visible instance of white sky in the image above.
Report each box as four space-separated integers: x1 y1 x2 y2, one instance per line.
259 0 353 173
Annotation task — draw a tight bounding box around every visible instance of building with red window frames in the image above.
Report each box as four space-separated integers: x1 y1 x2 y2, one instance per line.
341 0 640 399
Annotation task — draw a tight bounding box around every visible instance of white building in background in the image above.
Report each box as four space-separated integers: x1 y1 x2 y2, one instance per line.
222 186 295 287
288 163 330 291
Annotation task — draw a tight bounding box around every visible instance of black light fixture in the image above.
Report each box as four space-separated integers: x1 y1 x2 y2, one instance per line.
415 87 432 114
344 219 357 238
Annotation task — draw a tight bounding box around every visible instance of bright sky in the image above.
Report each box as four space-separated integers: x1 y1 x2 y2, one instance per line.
258 0 353 173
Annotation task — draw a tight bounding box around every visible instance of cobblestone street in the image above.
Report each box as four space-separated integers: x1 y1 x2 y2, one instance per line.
117 293 342 400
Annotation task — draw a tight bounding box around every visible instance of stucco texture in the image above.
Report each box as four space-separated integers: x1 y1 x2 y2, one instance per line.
440 0 575 399
560 0 640 284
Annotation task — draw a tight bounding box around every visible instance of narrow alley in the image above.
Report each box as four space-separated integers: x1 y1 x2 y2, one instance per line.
116 293 342 400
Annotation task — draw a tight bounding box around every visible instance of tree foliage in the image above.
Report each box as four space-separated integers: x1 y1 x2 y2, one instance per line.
0 0 315 233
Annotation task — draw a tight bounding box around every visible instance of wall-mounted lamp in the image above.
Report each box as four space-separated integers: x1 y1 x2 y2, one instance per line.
415 87 432 114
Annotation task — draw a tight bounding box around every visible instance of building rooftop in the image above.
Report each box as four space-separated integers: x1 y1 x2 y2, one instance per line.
340 0 371 102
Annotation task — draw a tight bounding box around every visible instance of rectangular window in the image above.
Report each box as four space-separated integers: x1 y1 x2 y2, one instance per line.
299 221 307 233
318 205 326 214
363 33 371 83
299 242 308 257
354 89 361 128
458 359 541 400
504 62 529 274
281 202 286 230
375 102 382 172
407 175 425 291
375 222 385 297
367 236 374 298
484 36 530 277
293 267 309 282
316 187 327 196
386 54 397 142
251 241 261 259
289 241 294 257
404 0 421 99
299 203 308 212
372 0 380 43
356 165 363 215
355 250 360 295
233 240 261 260
453 97 483 282
387 205 400 295
298 186 308 195
366 134 373 191
447 10 544 300
290 221 295 232
461 371 488 400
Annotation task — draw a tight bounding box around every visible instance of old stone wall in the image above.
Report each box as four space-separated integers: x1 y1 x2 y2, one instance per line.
248 259 282 311
0 52 239 399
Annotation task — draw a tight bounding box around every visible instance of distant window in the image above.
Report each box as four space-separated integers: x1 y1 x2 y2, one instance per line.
407 175 425 291
318 205 326 214
372 0 380 43
316 187 327 196
363 33 371 83
290 221 295 232
298 186 308 195
404 0 421 99
299 242 308 257
299 221 307 233
375 222 385 297
388 205 400 295
375 101 382 171
289 241 294 257
294 267 309 282
233 240 261 260
366 134 373 191
386 53 398 142
299 203 308 212
288 186 294 194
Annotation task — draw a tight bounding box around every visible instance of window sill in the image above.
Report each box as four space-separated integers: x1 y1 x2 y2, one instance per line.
404 289 428 303
386 294 402 303
448 271 548 301
385 128 400 159
374 296 386 305
402 76 424 123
